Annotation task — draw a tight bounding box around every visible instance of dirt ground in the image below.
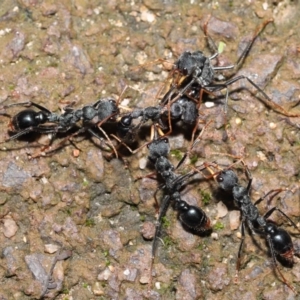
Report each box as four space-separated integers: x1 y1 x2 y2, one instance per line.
0 0 299 299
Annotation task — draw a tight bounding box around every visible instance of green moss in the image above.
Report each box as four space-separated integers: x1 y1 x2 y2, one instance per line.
190 154 198 165
82 282 88 288
161 216 171 228
8 84 15 91
162 236 173 248
218 41 226 54
82 178 89 186
85 218 95 227
170 149 183 161
213 221 224 230
200 190 211 205
139 215 146 222
103 251 111 266
62 289 69 294
197 241 207 250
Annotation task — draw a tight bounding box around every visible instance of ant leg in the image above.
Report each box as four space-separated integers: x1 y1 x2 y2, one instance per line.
236 218 246 275
240 162 253 194
235 19 274 70
2 125 58 142
266 234 296 293
134 172 157 183
264 206 300 232
176 119 212 169
149 194 172 286
1 101 53 114
158 89 174 138
110 134 135 154
203 17 272 73
202 15 219 61
89 127 118 159
211 75 300 117
253 188 285 207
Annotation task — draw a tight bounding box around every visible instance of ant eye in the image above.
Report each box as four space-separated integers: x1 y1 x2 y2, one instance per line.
216 175 223 182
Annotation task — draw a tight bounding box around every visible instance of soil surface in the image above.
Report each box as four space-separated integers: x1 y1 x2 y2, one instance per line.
0 0 299 299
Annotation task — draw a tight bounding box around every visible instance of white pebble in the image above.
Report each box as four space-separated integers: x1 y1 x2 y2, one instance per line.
139 157 147 169
44 244 59 254
140 10 155 23
211 232 219 240
204 101 215 108
123 269 130 276
269 122 276 129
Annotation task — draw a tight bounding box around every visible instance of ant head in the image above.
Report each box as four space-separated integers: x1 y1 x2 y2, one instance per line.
216 169 238 192
147 138 170 163
120 115 132 127
96 98 119 121
107 98 119 114
175 51 206 76
170 102 183 119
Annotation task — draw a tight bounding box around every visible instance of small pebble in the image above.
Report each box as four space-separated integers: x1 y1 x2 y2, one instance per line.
3 218 18 238
139 275 149 284
139 157 147 169
140 221 155 240
235 117 242 125
73 149 80 157
97 267 112 281
269 122 276 129
216 201 228 219
205 101 215 108
211 232 219 240
92 282 104 296
44 244 59 254
140 9 155 23
229 210 241 230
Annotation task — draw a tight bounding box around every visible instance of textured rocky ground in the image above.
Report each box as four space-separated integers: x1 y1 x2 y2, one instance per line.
0 0 299 299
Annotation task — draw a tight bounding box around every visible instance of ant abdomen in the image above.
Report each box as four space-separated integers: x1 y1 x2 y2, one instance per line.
176 200 211 232
11 109 47 131
265 222 294 264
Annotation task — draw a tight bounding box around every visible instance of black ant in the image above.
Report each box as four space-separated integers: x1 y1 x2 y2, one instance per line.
203 161 299 293
142 126 211 287
161 18 300 118
0 98 119 157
